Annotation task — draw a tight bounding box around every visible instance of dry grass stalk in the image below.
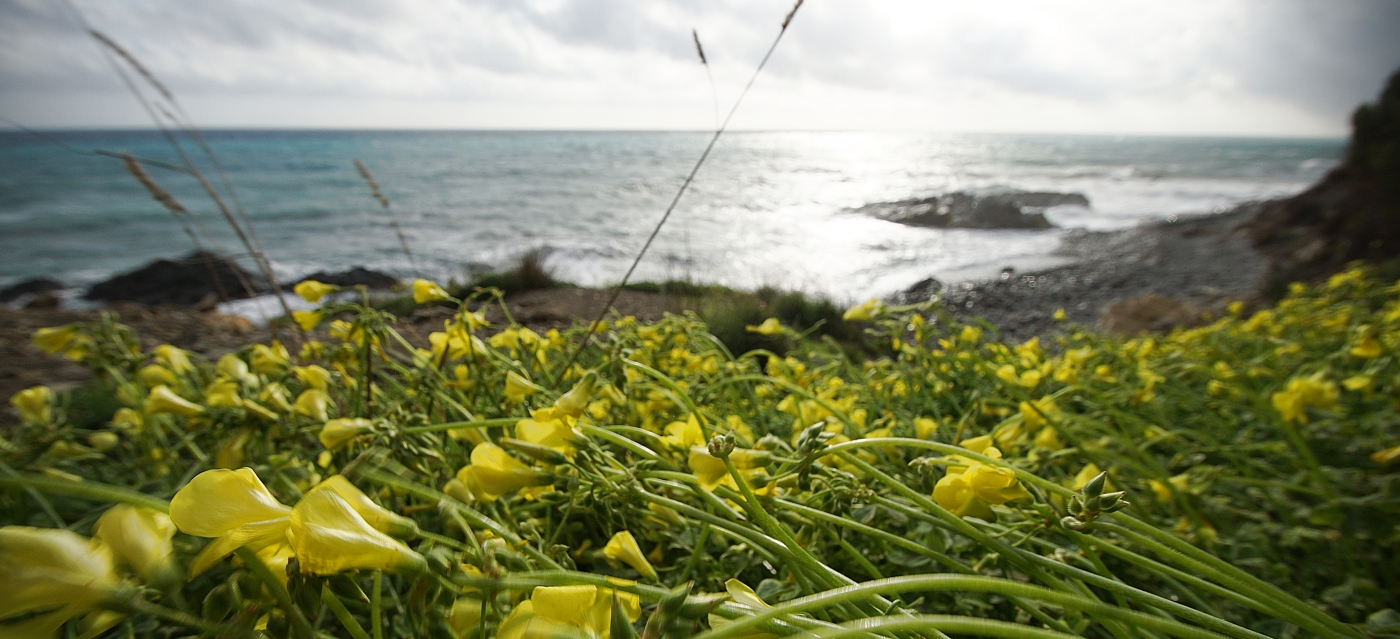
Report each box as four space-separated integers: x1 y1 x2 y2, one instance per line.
553 0 806 387
354 159 419 278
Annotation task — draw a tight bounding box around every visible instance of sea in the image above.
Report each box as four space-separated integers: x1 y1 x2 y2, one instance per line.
0 130 1343 315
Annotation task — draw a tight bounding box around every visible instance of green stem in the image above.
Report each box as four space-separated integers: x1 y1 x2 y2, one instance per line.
0 474 171 512
372 571 383 639
117 596 221 635
322 583 373 639
804 614 1078 639
580 424 679 471
235 547 313 639
359 469 562 570
401 417 520 434
1094 521 1360 639
693 575 1234 639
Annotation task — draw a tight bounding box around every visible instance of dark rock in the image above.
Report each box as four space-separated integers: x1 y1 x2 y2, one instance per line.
0 277 65 303
23 292 61 309
1241 68 1400 296
851 189 1086 230
85 251 265 306
287 267 399 290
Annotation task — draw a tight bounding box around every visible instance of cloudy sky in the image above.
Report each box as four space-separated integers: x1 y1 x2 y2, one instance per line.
1 0 1398 136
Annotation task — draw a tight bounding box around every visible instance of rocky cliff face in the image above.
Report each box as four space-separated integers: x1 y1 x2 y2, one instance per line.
1244 68 1400 295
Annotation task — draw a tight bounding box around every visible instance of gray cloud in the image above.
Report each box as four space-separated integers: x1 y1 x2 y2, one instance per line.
1 0 1396 132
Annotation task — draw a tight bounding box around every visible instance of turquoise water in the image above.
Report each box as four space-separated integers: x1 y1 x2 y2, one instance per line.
0 130 1343 302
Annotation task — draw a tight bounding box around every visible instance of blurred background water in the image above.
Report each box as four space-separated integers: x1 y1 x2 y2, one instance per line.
0 130 1343 303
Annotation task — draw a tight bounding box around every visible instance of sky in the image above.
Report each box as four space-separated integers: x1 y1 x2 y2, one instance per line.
1 0 1398 136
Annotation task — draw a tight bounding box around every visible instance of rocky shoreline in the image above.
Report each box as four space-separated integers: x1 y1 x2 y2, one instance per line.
895 204 1270 344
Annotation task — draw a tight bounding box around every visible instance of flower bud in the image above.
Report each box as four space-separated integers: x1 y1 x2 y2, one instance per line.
295 280 339 304
1081 472 1108 499
320 418 374 452
10 385 53 424
707 433 735 459
144 385 204 417
93 504 179 589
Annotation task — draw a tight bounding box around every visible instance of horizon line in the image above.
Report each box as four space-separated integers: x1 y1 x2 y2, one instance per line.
0 126 1349 141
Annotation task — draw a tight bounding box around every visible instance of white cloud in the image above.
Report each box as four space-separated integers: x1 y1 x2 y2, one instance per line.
0 0 1396 134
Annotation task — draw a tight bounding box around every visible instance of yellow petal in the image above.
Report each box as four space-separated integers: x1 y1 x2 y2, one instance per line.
0 526 118 621
186 518 290 578
319 418 373 452
287 489 426 576
10 386 53 424
294 389 332 421
32 325 79 355
143 385 204 417
309 476 418 538
92 505 177 587
293 310 323 332
294 280 338 304
602 531 658 581
413 279 452 304
169 468 291 538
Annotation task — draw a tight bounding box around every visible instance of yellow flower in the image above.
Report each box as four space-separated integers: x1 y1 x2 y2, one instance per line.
552 371 597 418
286 487 426 576
933 438 1028 518
1033 426 1064 450
204 379 242 408
0 526 121 638
504 371 542 403
1053 307 1067 321
293 365 332 391
10 385 53 424
514 415 579 459
497 586 640 639
746 318 783 335
169 468 292 577
709 580 778 639
32 324 79 355
1372 444 1400 466
603 531 658 581
138 364 178 388
111 407 143 432
662 414 706 451
1343 375 1374 393
310 476 419 538
250 342 290 375
448 597 484 637
1019 396 1057 431
688 446 769 493
454 443 554 502
843 298 884 321
1350 336 1382 359
294 389 332 421
144 385 204 417
217 354 257 385
914 417 939 439
292 310 323 332
92 505 178 588
294 280 339 303
153 344 194 374
412 278 453 304
320 418 373 452
260 383 294 413
1271 374 1338 424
